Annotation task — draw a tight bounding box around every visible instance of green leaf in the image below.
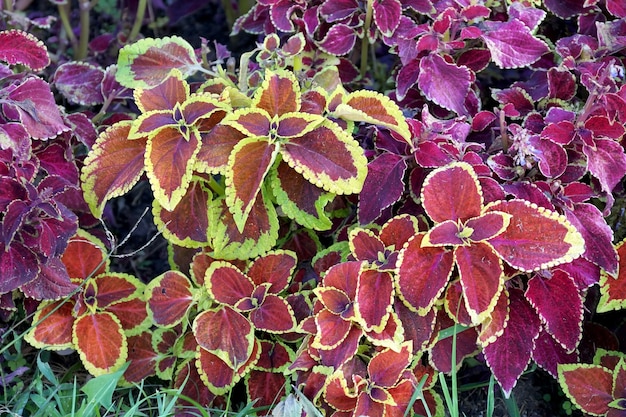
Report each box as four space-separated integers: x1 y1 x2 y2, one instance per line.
81 362 130 409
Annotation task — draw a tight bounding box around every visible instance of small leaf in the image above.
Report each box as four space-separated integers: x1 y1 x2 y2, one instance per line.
73 312 128 376
0 29 49 71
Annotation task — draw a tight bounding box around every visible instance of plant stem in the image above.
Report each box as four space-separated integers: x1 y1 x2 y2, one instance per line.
360 0 374 78
128 0 147 43
76 0 92 60
220 0 237 31
58 3 78 54
2 0 12 11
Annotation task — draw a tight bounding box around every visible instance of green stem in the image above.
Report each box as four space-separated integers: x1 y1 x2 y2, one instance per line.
58 3 78 54
128 0 147 43
76 0 92 60
220 0 237 31
2 0 12 11
360 0 374 78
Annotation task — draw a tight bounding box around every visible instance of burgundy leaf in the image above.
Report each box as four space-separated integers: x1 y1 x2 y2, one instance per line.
0 29 49 71
317 24 357 56
532 330 577 378
484 289 541 397
358 153 407 225
481 19 549 69
53 62 105 106
584 138 626 196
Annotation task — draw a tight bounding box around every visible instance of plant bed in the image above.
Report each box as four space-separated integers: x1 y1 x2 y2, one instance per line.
1 0 626 416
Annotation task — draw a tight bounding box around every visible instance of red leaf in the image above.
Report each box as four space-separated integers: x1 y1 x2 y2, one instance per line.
247 251 296 293
124 332 158 383
558 364 613 415
584 138 626 196
394 300 436 352
532 330 578 378
484 289 541 397
81 121 147 218
92 273 141 308
26 300 74 349
396 234 454 314
255 70 300 117
349 229 386 264
355 269 394 331
0 241 39 294
206 262 254 307
106 297 149 334
313 308 353 350
193 306 254 369
73 312 127 375
134 69 189 112
421 162 483 223
358 153 407 224
0 29 49 71
246 369 288 410
456 243 504 324
20 257 76 300
486 200 584 271
250 295 297 333
429 310 479 373
368 343 411 388
525 271 583 351
147 271 194 327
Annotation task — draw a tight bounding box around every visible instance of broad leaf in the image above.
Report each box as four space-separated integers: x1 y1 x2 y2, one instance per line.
558 364 613 416
73 312 127 376
193 305 255 369
481 19 549 69
81 121 148 218
355 268 394 332
205 262 255 307
418 54 472 115
0 29 49 71
146 271 195 327
358 153 407 225
597 239 626 313
53 62 105 105
116 36 201 88
25 300 75 349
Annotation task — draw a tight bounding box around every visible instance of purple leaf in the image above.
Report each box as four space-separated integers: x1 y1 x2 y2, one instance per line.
583 138 626 196
481 19 549 69
532 329 578 378
373 0 402 37
53 62 105 106
317 24 357 56
358 153 407 225
0 240 39 294
395 58 421 101
418 54 471 115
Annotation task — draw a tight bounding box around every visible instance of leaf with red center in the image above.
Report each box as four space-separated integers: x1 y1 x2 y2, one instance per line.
477 288 509 347
73 311 127 376
225 109 271 138
319 326 364 369
429 310 479 373
270 160 334 230
455 242 504 324
565 203 617 275
349 228 386 264
61 229 108 279
532 330 578 378
250 294 297 333
317 24 357 56
369 342 412 388
280 121 367 195
467 212 512 242
418 54 472 116
373 0 401 36
195 124 246 175
53 62 105 106
334 91 411 142
444 280 473 327
193 306 254 369
106 297 150 336
226 137 279 231
3 77 69 140
484 289 541 397
116 36 200 89
0 29 49 71
254 340 293 372
358 153 407 225
197 338 261 395
396 233 454 314
209 189 279 260
322 261 362 299
205 262 254 307
316 287 354 317
146 270 194 327
124 331 157 383
421 162 483 223
584 138 626 197
355 269 394 332
133 69 189 113
324 373 360 412
355 392 388 415
153 179 211 247
246 370 288 410
26 300 75 349
558 364 613 416
481 19 549 69
598 239 626 313
81 121 148 218
525 271 583 351
145 126 201 211
395 300 436 352
130 110 178 138
247 250 296 293
379 215 420 249
424 220 464 246
254 70 300 117
92 273 142 308
313 308 353 350
485 199 584 271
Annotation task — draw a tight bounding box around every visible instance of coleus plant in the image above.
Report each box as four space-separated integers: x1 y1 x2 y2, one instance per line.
25 229 150 376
